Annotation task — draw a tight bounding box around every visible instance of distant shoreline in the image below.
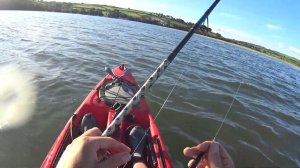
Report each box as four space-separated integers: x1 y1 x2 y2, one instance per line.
205 35 300 68
1 0 299 68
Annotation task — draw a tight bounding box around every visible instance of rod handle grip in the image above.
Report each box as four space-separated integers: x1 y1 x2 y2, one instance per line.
188 152 205 168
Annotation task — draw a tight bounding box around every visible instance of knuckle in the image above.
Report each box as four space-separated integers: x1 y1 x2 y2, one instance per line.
79 136 91 144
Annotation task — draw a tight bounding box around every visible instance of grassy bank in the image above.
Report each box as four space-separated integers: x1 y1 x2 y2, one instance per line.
1 0 299 68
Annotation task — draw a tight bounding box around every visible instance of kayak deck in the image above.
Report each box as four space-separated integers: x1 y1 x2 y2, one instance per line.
41 65 172 168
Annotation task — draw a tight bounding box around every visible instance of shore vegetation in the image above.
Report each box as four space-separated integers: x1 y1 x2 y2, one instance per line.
1 0 299 67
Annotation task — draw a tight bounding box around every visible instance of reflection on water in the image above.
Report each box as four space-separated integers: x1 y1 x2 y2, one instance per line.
0 11 299 167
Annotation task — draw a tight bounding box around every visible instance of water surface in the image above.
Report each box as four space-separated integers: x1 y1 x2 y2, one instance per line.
0 11 299 167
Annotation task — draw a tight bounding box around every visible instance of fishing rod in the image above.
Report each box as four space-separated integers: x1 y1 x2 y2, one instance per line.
102 0 221 136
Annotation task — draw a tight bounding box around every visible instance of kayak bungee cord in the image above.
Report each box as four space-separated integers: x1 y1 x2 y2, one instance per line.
102 0 221 137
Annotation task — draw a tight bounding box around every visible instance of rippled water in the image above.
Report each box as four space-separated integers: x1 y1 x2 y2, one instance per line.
0 11 299 167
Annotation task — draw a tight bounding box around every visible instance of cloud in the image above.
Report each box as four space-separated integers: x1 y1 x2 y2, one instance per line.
210 24 287 55
288 46 300 55
219 12 242 20
210 24 266 46
277 42 284 49
266 24 282 30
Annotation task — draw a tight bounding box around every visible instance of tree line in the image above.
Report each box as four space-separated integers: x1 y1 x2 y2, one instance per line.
1 0 297 66
0 0 215 35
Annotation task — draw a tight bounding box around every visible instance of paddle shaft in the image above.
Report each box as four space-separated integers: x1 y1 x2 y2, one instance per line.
102 0 221 136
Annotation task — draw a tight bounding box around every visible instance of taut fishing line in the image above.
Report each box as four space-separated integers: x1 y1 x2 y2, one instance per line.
122 52 197 168
213 82 242 141
188 82 242 168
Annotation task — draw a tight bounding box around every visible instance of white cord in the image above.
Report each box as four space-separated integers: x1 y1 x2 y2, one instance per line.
213 82 242 141
153 56 195 121
122 54 196 168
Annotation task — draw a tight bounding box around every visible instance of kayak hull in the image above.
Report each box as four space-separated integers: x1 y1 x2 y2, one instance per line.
41 65 172 168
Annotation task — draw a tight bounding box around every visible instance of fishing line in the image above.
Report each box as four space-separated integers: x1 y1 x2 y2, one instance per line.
153 55 195 121
189 82 242 168
122 53 197 168
95 0 221 165
102 0 221 137
213 82 242 141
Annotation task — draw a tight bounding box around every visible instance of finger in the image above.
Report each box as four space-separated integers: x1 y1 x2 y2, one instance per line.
208 142 222 168
219 143 230 160
183 141 212 158
195 141 213 151
184 147 200 158
82 127 102 136
219 144 234 168
89 136 131 153
98 152 131 167
187 159 194 167
187 158 209 168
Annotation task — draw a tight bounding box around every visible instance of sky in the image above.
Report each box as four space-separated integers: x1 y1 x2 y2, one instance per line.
47 0 300 59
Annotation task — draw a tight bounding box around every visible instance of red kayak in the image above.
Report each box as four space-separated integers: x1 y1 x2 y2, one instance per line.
41 64 172 168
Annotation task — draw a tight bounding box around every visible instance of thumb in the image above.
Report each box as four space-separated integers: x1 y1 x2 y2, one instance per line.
208 142 222 168
98 152 131 167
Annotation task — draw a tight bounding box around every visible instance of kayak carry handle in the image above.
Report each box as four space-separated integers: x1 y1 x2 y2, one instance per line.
105 67 118 79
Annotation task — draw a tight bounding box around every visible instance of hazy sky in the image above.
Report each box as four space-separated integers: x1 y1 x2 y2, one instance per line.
46 0 300 59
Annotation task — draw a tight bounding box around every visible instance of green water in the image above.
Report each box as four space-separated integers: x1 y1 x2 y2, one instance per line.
0 11 300 167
